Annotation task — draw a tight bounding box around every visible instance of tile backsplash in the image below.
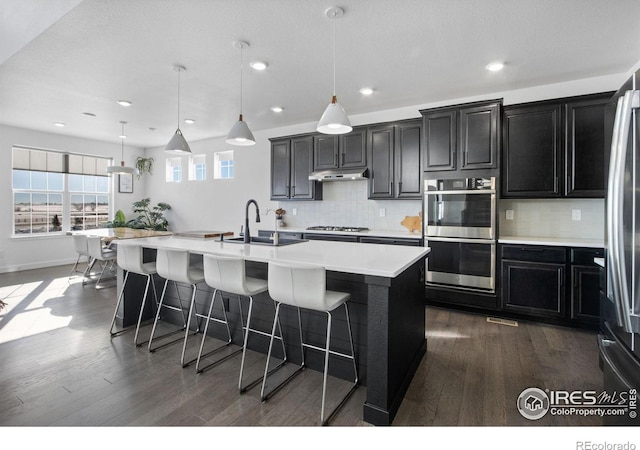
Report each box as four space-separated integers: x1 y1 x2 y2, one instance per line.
498 198 604 240
277 180 422 232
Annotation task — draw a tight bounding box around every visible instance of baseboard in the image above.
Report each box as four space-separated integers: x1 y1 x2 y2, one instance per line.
0 257 78 274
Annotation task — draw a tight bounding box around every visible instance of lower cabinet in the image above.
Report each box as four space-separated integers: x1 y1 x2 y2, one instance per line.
500 244 603 326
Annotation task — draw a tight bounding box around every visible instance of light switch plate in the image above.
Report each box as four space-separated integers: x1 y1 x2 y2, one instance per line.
292 208 297 216
506 210 514 220
379 208 386 217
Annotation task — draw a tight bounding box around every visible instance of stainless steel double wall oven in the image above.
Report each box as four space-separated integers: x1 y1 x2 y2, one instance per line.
423 177 496 292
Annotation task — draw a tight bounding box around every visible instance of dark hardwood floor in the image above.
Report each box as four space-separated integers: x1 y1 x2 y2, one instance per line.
0 264 605 429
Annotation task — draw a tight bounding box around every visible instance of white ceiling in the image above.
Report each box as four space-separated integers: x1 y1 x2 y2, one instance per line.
1 0 639 148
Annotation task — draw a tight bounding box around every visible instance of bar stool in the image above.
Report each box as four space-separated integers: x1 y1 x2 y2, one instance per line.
109 244 158 347
148 248 204 367
85 236 117 288
261 261 359 426
197 254 288 394
68 234 92 280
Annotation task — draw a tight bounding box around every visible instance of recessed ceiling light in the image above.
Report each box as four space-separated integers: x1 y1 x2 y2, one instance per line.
53 122 65 127
148 127 156 131
485 62 504 72
359 87 374 95
271 106 283 113
82 112 96 117
184 119 195 124
117 100 132 107
250 61 268 71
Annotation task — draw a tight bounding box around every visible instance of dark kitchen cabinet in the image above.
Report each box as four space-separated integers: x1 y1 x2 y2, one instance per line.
313 127 367 170
502 103 563 197
500 245 566 319
502 93 612 198
500 244 603 327
395 120 423 198
270 136 321 201
570 247 604 326
421 100 501 174
367 119 422 200
367 124 396 198
565 98 608 197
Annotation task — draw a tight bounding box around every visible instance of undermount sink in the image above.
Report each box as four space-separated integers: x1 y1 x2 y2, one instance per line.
223 236 307 246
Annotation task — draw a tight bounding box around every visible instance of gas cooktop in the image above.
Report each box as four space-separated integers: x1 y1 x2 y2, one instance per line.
306 226 370 232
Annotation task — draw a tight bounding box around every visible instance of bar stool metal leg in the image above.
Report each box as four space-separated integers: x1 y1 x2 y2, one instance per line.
195 289 241 373
238 296 288 394
148 280 190 352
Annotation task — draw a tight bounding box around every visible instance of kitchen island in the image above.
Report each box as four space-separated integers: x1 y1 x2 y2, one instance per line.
114 236 430 425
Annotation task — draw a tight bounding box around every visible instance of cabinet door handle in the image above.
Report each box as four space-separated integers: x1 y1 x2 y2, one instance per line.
291 185 296 197
341 153 345 166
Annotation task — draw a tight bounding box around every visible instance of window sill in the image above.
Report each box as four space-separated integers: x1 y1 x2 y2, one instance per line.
11 232 70 241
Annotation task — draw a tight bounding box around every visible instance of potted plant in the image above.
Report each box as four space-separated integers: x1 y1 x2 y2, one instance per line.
135 157 154 179
126 198 172 231
105 209 127 228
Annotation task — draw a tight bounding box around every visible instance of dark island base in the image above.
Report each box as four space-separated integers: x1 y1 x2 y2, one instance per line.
116 251 427 426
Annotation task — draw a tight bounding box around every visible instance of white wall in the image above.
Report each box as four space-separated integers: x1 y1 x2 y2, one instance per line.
0 71 631 271
0 124 146 272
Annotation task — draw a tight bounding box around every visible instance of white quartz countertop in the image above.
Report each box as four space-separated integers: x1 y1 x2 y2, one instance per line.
260 227 423 240
116 236 430 278
499 235 604 248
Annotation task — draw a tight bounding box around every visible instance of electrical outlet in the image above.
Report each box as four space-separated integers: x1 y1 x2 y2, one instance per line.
572 209 581 221
506 210 514 220
379 208 386 217
292 208 297 216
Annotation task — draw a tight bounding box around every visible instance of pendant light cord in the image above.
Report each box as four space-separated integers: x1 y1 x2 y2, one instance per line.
240 43 244 116
121 122 125 160
177 67 181 125
332 11 336 96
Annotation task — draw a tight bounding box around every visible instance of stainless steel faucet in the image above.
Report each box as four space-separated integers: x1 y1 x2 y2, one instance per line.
244 199 260 243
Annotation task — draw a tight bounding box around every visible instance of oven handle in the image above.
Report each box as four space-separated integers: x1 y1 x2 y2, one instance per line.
424 237 496 244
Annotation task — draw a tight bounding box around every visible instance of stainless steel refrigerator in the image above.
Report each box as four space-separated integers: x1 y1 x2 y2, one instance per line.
599 68 640 425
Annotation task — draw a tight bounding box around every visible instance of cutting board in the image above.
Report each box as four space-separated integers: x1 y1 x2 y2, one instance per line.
174 230 234 239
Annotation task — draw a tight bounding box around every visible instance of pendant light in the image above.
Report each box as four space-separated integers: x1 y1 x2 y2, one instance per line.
106 121 139 175
317 6 352 135
165 64 191 154
226 41 256 146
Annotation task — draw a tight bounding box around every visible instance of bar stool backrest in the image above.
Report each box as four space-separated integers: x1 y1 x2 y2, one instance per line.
117 244 147 274
73 234 89 256
203 254 249 295
268 262 327 311
87 236 109 260
156 248 196 284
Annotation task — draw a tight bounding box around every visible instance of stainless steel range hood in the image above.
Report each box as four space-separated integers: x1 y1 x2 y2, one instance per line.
308 168 368 181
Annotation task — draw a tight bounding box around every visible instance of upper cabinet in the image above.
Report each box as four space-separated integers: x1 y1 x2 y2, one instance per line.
501 93 612 198
270 135 322 201
421 100 501 175
367 119 422 199
313 127 367 171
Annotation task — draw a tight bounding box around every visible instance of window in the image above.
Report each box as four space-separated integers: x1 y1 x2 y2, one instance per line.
188 154 206 181
12 147 111 235
166 157 182 182
214 150 234 179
